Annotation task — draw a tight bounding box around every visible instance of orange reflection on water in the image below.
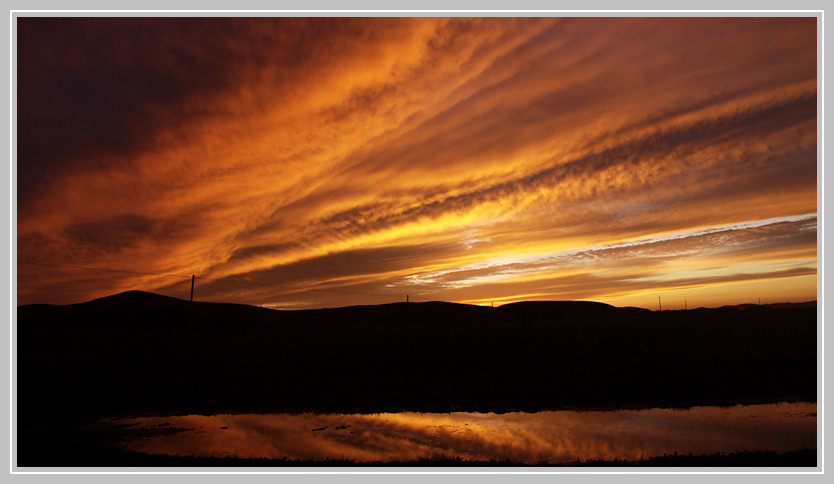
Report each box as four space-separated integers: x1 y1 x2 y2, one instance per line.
110 402 816 464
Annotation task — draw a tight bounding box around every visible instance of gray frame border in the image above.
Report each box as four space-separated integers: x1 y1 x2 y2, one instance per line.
3 2 826 480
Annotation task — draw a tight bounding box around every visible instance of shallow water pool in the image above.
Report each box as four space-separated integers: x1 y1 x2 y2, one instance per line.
105 402 816 464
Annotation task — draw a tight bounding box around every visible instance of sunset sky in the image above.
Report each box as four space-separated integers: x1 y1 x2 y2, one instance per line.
16 16 818 309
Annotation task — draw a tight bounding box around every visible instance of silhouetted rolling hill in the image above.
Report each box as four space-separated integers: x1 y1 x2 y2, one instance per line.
18 291 651 333
18 291 815 425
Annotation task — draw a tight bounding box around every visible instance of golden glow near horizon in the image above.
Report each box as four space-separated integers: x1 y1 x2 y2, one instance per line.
17 17 817 309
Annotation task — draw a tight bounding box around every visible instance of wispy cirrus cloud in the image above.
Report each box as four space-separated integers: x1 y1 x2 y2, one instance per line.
17 17 817 308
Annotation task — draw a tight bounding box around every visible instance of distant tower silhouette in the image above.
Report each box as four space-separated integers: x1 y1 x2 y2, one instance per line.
658 296 662 311
190 275 195 302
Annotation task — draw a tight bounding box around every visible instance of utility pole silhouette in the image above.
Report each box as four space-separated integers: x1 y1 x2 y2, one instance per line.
658 296 662 311
684 299 687 311
406 294 409 303
187 276 194 369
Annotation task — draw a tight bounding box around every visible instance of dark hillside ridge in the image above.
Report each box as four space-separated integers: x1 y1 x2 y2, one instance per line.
18 291 648 330
17 290 803 324
18 290 815 425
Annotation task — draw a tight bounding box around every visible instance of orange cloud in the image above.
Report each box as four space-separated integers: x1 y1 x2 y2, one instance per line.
17 17 817 308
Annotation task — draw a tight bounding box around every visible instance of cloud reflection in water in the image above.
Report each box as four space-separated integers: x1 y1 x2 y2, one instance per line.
112 402 816 463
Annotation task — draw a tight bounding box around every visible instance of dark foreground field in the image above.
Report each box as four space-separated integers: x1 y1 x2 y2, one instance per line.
17 291 817 467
